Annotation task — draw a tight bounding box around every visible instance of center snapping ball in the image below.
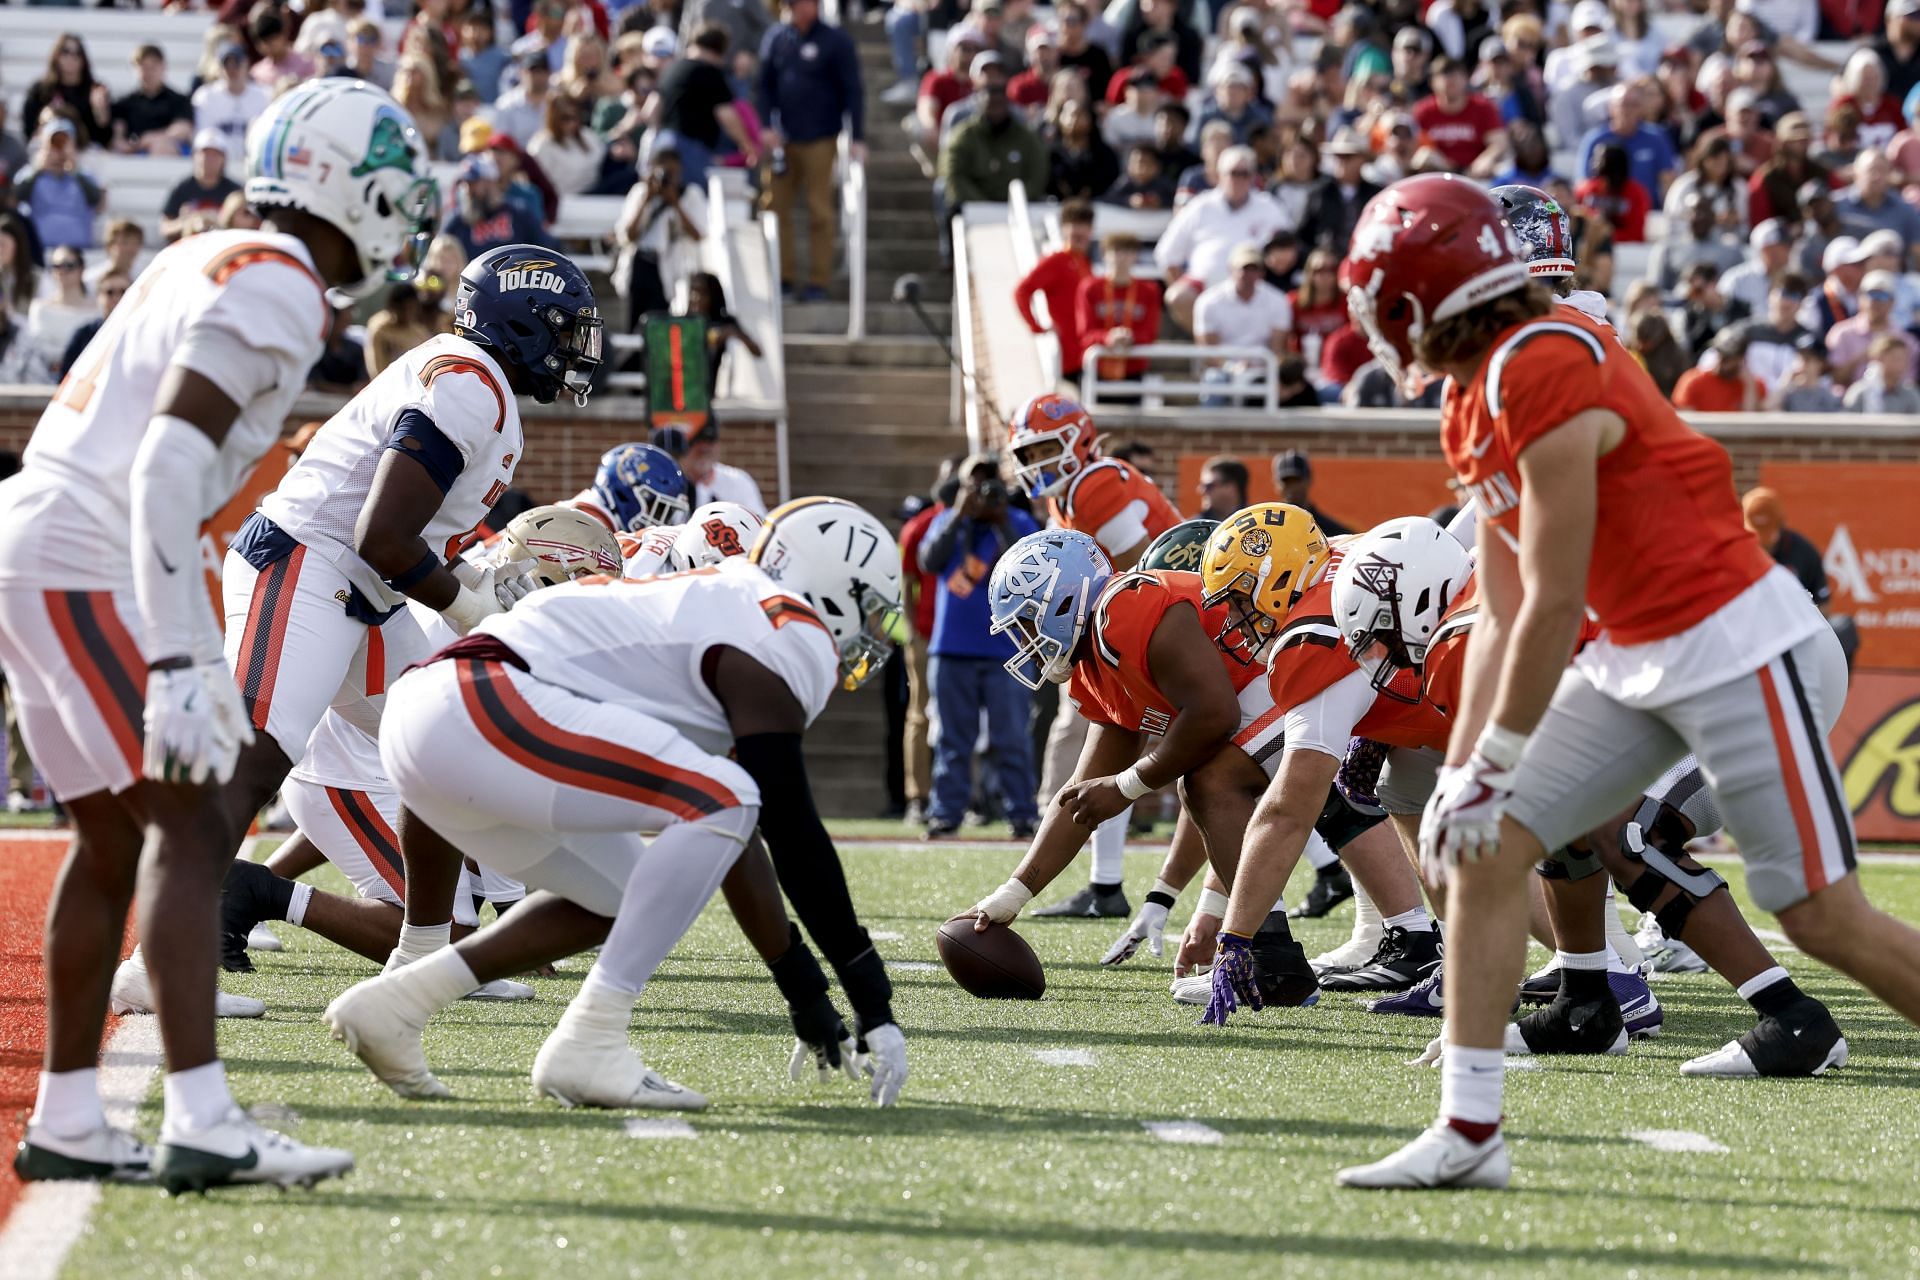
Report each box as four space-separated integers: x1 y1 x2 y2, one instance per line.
936 916 1046 1000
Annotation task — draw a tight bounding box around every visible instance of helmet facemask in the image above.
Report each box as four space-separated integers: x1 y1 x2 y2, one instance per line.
991 594 1079 690
1010 427 1081 499
831 582 905 692
1205 576 1278 666
1342 555 1428 705
536 303 603 406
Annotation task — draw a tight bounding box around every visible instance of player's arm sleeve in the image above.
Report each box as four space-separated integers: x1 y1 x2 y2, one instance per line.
1094 502 1151 558
732 732 895 1034
386 408 465 496
1279 668 1377 758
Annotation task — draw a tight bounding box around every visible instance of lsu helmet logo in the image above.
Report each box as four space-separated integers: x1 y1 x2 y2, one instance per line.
1239 528 1272 557
495 258 569 294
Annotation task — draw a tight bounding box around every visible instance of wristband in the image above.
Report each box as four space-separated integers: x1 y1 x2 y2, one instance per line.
1196 887 1230 918
1475 723 1530 770
1115 765 1151 801
1144 878 1180 910
442 583 496 633
384 551 441 593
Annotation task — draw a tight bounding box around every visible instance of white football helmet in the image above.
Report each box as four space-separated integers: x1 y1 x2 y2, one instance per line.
1331 516 1474 703
749 497 904 691
672 502 765 569
498 505 625 587
246 80 439 294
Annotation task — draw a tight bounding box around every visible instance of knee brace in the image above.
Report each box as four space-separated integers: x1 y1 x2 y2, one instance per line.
1619 821 1727 939
1536 842 1604 881
1313 788 1386 854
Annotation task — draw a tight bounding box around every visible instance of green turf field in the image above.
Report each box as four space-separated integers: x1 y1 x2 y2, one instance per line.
69 839 1920 1280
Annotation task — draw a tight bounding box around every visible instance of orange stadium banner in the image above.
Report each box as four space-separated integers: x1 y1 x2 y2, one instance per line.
1757 462 1920 671
1831 671 1920 844
1174 454 1459 532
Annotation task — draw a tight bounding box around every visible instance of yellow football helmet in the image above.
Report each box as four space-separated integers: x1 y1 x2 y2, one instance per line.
1199 503 1330 664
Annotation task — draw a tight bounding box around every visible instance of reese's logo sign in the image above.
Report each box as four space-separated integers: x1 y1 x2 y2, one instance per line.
1832 671 1920 843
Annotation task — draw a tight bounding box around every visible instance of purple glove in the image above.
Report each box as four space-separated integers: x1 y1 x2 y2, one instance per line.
1201 932 1263 1026
1336 737 1389 815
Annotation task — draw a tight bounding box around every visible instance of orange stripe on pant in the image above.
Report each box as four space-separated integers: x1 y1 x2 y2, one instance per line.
325 785 406 897
238 547 307 734
1757 664 1827 896
43 592 144 781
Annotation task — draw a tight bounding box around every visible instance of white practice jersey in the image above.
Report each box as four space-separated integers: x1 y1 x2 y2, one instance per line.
470 557 838 756
261 333 523 613
0 230 329 589
618 524 684 578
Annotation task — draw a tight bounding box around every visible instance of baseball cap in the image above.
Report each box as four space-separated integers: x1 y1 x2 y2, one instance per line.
1217 63 1256 88
1577 34 1620 69
192 126 228 154
518 47 550 70
1823 235 1872 270
1274 448 1311 479
1775 111 1813 142
1229 242 1264 269
1726 86 1759 114
1863 268 1899 295
1027 23 1057 48
320 39 346 58
641 27 677 58
970 50 1005 78
1750 218 1788 249
1797 177 1835 206
1571 0 1613 31
1861 228 1904 259
650 426 690 457
218 41 248 63
459 116 496 152
458 153 501 184
43 117 76 141
1479 35 1509 62
1326 125 1371 156
1893 0 1920 15
1742 486 1783 531
1737 38 1772 57
1393 26 1429 50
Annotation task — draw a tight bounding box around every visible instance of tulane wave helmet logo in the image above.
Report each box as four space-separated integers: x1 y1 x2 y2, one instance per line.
352 108 419 178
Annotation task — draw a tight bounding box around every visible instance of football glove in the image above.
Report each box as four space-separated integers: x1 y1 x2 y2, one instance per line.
1336 737 1389 814
858 1022 907 1107
142 662 254 786
768 931 862 1085
1101 898 1169 965
1419 752 1517 884
1200 932 1263 1027
969 877 1033 930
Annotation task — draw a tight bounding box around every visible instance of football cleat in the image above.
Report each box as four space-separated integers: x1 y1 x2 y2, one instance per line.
1171 968 1214 1005
1634 914 1710 974
531 1019 707 1111
1516 967 1559 1005
13 1122 152 1183
464 977 536 1001
151 1107 353 1194
1335 1124 1510 1190
219 858 282 973
1318 926 1440 992
1031 884 1131 918
109 954 265 1019
1610 969 1664 1039
1251 912 1321 1007
1312 921 1386 974
324 978 450 1100
1505 993 1628 1055
1288 864 1354 918
247 923 285 952
1368 964 1444 1017
1681 999 1848 1078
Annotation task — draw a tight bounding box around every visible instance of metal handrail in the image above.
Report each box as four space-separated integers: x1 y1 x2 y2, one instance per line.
761 210 793 503
1080 342 1281 411
841 135 869 340
1005 180 1059 389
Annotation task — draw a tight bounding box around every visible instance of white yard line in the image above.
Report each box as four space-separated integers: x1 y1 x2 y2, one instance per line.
1141 1120 1222 1145
1628 1128 1729 1154
889 961 941 971
624 1117 699 1140
1032 1048 1097 1067
0 1014 163 1280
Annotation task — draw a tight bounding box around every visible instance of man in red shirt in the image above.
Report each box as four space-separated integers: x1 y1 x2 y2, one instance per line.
1410 56 1505 175
908 33 984 162
1671 330 1765 411
898 460 963 823
1014 200 1096 379
1076 231 1164 386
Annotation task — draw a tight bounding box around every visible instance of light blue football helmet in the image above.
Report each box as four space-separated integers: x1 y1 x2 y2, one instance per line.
988 529 1113 690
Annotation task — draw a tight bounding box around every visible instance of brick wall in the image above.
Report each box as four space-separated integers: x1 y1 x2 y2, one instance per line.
0 393 781 507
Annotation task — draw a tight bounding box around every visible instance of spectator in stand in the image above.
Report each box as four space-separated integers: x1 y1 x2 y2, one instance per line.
394 55 453 158
1578 81 1678 203
1802 234 1871 335
1334 8 1391 85
1575 140 1652 243
679 0 772 78
192 41 269 158
917 454 1041 841
22 33 112 149
1196 455 1249 519
758 0 865 303
1815 101 1867 174
1722 89 1778 178
1874 0 1920 105
1665 132 1750 230
1211 7 1288 105
1121 0 1203 89
1010 25 1061 115
1319 321 1374 392
907 35 982 171
460 11 511 103
1791 180 1848 277
216 190 262 232
1047 98 1119 200
1296 128 1381 254
161 130 241 242
1288 245 1348 362
84 219 143 294
681 270 763 398
1106 440 1157 479
1362 111 1420 186
1765 335 1845 411
1273 449 1350 535
1195 242 1293 404
1388 25 1434 101
1673 327 1765 410
513 0 573 72
1054 2 1113 101
0 306 51 385
1859 227 1920 325
1835 49 1904 150
1739 271 1816 384
941 77 1049 215
1152 101 1198 178
251 10 316 87
1650 189 1747 292
1825 268 1919 383
880 0 928 106
1109 30 1189 110
1548 36 1619 152
25 247 93 373
1838 148 1920 262
1195 66 1272 148
1262 230 1302 291
561 34 621 114
896 458 961 826
443 152 553 257
1740 489 1832 609
528 93 606 193
654 420 767 512
1543 0 1611 94
1175 119 1235 205
1680 260 1752 355
1411 54 1505 175
1269 133 1318 227
1155 144 1288 331
1076 231 1162 393
347 18 398 91
15 118 101 254
615 146 707 326
1102 68 1164 153
58 270 123 379
362 281 436 377
1102 145 1175 208
1476 36 1544 129
1844 332 1920 410
315 39 356 81
1748 112 1823 225
648 24 758 186
488 50 554 146
1491 118 1558 188
1275 353 1322 406
112 45 194 157
1627 307 1688 395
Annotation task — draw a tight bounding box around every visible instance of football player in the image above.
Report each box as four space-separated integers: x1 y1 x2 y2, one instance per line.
1006 394 1183 919
1336 174 1920 1191
965 526 1325 1006
1488 183 1612 326
573 441 692 535
0 81 434 1190
1336 518 1846 1075
617 500 764 577
323 498 910 1109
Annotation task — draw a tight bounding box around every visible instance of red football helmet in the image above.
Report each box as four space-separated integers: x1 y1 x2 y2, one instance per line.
1342 175 1529 386
1007 393 1099 499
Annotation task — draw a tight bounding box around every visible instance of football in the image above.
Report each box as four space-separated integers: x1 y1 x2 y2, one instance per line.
936 916 1047 1000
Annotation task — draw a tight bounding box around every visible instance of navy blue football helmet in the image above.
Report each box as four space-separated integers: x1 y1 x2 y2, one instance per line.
593 443 691 532
454 244 603 405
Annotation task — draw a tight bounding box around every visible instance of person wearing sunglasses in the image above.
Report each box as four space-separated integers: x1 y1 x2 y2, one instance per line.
25 249 96 375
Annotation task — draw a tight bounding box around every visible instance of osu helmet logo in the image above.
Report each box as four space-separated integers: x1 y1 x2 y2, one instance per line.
703 518 745 556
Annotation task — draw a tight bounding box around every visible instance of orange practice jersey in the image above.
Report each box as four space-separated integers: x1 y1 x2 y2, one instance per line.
1439 307 1774 646
1048 459 1182 557
1421 573 1602 726
1068 570 1261 734
1263 551 1450 750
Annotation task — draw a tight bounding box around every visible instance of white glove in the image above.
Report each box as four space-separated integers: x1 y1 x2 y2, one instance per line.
860 1022 907 1107
142 662 254 786
788 1033 863 1085
968 877 1033 927
1101 898 1169 965
1418 751 1518 884
493 562 538 607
